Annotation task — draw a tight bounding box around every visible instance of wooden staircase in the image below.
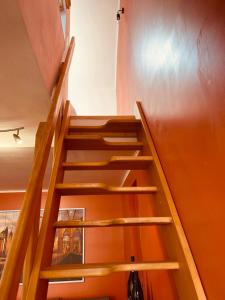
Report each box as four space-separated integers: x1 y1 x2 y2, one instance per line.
0 38 206 300
25 102 205 299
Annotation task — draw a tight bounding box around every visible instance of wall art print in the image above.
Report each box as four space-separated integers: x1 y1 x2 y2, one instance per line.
0 208 84 283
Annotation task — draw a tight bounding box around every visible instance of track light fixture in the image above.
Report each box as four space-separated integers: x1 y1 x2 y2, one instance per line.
0 127 24 144
117 7 124 21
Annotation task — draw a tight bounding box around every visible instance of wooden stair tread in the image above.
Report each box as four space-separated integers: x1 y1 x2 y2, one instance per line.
62 156 153 170
70 115 136 120
69 119 141 133
68 132 137 137
64 135 143 150
40 261 179 279
55 183 157 195
54 217 172 228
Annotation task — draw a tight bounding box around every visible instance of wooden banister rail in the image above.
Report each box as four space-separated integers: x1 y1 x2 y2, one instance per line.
0 37 75 300
65 0 71 9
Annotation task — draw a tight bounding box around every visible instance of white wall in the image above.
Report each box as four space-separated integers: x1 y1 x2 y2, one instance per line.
69 0 119 115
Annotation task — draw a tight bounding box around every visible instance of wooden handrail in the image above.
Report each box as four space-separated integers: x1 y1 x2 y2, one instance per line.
65 0 71 9
0 37 75 300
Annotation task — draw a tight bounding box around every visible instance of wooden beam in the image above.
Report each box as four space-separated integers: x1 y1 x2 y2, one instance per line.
40 262 179 279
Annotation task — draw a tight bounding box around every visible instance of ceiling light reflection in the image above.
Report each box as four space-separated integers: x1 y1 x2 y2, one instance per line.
143 34 180 72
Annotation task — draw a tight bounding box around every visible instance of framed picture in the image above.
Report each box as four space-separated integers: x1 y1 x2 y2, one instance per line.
0 208 85 283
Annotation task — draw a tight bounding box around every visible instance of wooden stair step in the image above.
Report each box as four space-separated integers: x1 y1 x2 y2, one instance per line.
54 217 172 228
67 131 137 138
70 115 136 120
55 183 157 195
64 135 143 150
62 156 153 170
69 119 141 133
40 261 179 279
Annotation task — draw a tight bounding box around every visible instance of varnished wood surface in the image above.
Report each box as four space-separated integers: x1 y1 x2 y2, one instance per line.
70 115 136 120
64 135 143 150
65 0 71 9
54 217 172 228
69 131 137 137
0 38 75 300
40 261 179 279
55 183 157 195
26 102 71 299
62 156 153 170
69 119 141 133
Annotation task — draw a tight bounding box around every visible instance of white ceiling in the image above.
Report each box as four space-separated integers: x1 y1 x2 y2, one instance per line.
69 0 119 115
0 147 52 191
0 0 121 191
0 1 51 191
0 1 50 149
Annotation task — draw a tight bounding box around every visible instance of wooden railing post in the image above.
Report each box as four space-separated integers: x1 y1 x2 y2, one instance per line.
54 100 64 159
22 122 46 299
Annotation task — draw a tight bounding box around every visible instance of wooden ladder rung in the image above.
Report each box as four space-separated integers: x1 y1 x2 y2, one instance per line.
55 183 157 195
70 115 136 120
64 135 143 150
68 131 137 138
62 156 153 170
40 262 179 279
54 217 172 228
69 119 141 133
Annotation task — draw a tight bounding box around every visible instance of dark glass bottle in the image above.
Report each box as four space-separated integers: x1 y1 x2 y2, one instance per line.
128 256 144 300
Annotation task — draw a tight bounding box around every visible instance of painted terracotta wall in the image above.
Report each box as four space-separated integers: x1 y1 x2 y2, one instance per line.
0 193 127 299
17 0 65 92
117 0 225 298
122 172 178 300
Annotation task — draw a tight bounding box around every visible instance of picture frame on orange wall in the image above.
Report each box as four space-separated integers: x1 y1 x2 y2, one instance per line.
0 208 85 284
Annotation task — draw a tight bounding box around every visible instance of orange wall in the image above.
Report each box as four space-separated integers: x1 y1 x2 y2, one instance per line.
122 172 178 300
17 0 65 92
0 193 127 299
117 0 225 298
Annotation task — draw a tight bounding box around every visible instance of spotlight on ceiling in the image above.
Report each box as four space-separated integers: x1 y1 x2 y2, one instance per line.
0 127 24 144
13 129 23 144
117 7 124 21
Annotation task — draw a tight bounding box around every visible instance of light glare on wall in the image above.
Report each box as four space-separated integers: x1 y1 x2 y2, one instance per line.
143 35 180 71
